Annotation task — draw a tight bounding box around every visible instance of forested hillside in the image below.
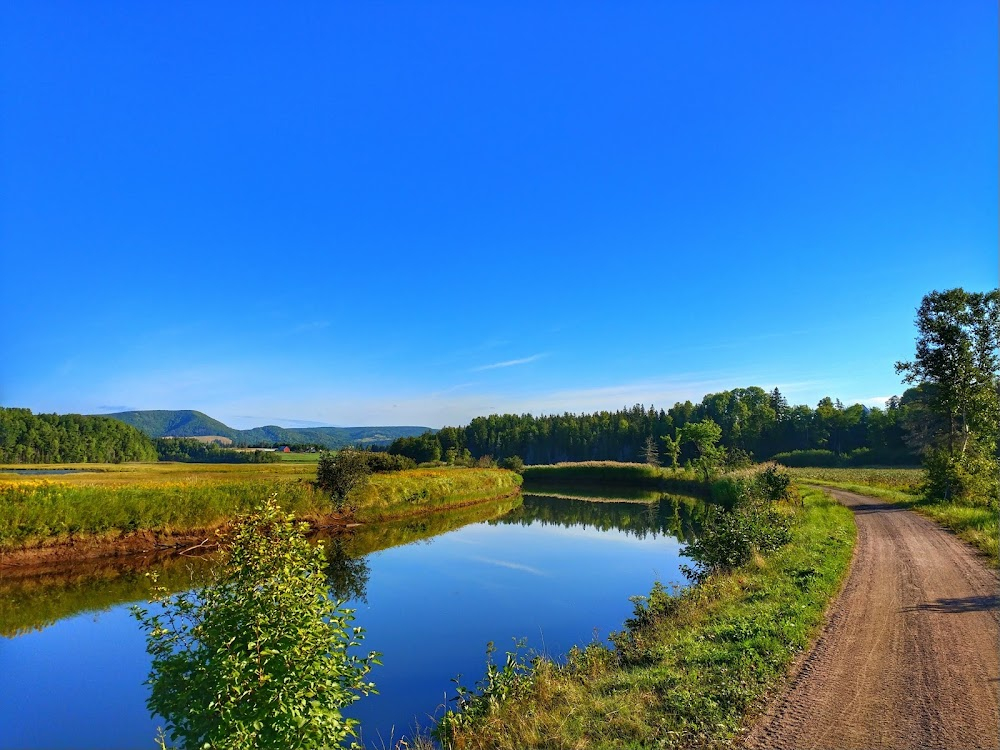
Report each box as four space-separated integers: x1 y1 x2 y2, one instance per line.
0 408 157 463
102 410 432 449
389 386 927 466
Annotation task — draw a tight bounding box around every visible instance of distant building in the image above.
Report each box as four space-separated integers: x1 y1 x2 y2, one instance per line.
282 446 291 453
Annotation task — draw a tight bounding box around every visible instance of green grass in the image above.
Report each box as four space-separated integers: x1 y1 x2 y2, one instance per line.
0 463 522 550
428 486 855 749
789 466 997 566
349 467 522 522
278 452 323 463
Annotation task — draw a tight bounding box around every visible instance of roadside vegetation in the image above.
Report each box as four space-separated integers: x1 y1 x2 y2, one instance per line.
426 470 854 749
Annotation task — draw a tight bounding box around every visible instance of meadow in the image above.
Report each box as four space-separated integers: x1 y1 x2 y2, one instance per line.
0 462 521 552
788 466 997 565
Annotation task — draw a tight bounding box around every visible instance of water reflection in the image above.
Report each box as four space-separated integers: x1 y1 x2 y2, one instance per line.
0 489 706 749
502 491 707 543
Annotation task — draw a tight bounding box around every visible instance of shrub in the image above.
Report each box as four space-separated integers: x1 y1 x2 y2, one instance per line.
317 450 371 508
131 496 379 749
498 455 524 473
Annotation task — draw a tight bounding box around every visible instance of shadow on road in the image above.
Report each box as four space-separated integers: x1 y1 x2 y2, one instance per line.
907 595 999 614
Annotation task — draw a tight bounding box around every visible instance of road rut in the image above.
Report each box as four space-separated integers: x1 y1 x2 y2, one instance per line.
745 488 999 750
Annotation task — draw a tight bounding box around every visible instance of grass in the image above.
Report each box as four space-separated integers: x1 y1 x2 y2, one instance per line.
789 466 998 566
0 463 522 551
427 485 855 749
349 467 522 522
277 452 323 463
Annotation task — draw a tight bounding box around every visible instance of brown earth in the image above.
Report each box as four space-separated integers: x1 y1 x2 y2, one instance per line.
745 488 1000 750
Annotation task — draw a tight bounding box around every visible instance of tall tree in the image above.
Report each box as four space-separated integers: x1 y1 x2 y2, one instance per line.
895 288 1000 501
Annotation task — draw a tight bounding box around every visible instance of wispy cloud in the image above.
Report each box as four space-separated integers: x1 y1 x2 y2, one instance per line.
471 353 547 372
467 556 547 576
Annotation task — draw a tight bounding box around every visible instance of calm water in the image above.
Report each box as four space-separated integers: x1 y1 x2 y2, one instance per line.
0 491 703 749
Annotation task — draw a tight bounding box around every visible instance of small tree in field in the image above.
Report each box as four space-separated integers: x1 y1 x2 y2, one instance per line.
317 449 371 509
132 496 379 749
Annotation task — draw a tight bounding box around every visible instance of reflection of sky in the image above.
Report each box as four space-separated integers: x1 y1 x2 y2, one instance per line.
0 606 163 750
0 505 687 749
344 519 686 747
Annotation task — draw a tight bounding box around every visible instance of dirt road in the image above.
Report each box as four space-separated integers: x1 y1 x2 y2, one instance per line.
745 488 999 750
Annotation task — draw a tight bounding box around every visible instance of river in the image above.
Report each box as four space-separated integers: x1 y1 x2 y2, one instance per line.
0 490 705 748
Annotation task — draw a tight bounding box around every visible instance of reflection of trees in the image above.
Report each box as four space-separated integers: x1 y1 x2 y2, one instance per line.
323 538 371 603
494 493 707 543
4 496 524 636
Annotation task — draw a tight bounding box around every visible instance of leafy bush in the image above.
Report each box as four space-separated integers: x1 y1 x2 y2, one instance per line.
923 444 999 506
361 451 416 473
132 496 378 749
498 455 524 473
316 450 371 508
686 466 794 582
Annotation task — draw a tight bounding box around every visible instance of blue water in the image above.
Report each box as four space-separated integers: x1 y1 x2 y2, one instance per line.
0 493 695 748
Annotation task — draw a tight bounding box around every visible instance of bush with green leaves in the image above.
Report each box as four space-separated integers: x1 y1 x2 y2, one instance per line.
498 455 524 473
317 449 372 508
683 466 793 582
132 495 379 749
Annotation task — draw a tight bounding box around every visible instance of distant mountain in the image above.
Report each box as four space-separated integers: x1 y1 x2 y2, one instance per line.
100 410 433 449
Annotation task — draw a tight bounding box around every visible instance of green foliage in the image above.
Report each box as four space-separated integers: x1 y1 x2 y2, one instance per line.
921 444 999 506
497 455 524 472
896 288 1000 505
359 451 417 473
155 438 282 463
316 450 372 508
436 640 535 744
678 419 726 482
132 496 379 750
386 432 443 464
0 407 157 463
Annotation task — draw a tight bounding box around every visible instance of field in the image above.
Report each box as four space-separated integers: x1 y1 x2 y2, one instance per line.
789 467 997 565
0 462 521 553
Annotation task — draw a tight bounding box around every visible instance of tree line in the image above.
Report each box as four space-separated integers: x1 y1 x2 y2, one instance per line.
0 407 157 463
388 387 928 467
153 438 283 463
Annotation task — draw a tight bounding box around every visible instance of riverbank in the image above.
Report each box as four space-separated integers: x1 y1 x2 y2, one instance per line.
0 463 522 565
425 483 855 749
788 466 998 565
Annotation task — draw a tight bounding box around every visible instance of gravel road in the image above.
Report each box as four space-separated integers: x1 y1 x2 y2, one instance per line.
745 487 999 750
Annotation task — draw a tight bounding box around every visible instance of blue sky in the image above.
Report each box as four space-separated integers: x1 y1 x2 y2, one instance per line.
2 2 996 429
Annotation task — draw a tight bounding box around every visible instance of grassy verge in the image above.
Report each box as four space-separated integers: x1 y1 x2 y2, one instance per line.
428 485 854 749
348 467 522 522
789 467 998 566
0 464 522 551
523 462 704 496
